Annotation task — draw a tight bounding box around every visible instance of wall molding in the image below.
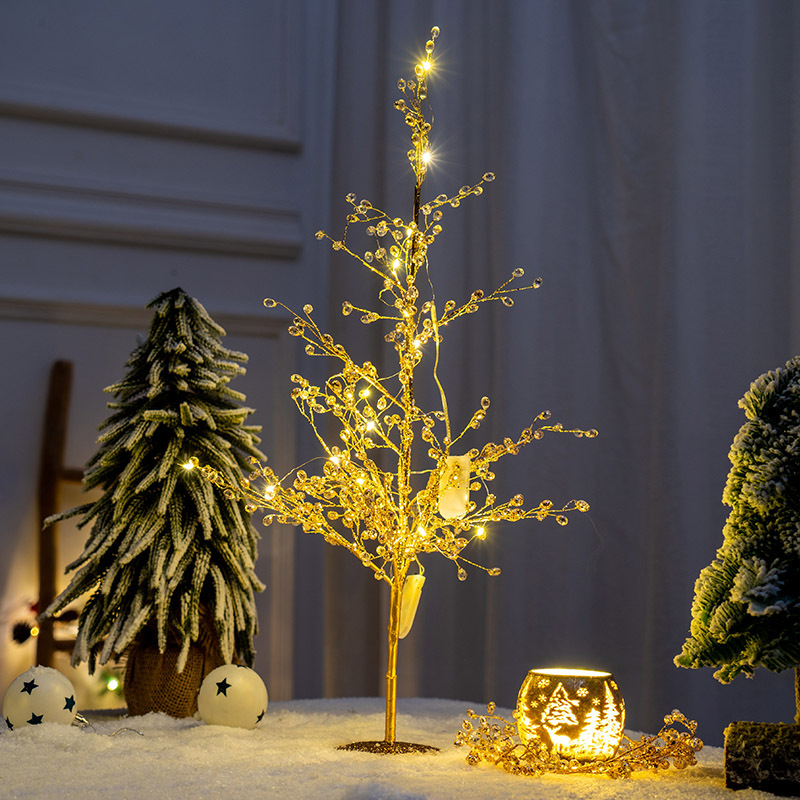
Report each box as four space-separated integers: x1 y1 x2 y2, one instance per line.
0 85 301 153
0 175 303 258
0 295 289 339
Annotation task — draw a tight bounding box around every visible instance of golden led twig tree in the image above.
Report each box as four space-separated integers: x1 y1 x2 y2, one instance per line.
196 27 595 753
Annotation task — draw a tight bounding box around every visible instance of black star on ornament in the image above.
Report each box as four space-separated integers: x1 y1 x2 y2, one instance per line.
27 713 43 725
5 717 13 731
64 695 76 712
21 679 38 695
216 678 231 696
256 709 265 724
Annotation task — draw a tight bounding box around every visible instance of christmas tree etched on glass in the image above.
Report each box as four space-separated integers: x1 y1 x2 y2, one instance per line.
198 28 595 752
573 683 625 759
541 684 581 753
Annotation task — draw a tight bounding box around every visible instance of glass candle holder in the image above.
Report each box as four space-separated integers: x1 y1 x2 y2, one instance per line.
515 668 625 761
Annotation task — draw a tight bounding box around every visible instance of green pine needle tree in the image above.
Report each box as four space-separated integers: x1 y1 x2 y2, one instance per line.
675 356 800 686
43 287 265 675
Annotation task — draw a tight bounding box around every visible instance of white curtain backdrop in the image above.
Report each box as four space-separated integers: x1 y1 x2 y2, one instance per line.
289 0 800 745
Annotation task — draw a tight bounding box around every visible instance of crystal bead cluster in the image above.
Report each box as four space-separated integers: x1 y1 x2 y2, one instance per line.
201 28 595 587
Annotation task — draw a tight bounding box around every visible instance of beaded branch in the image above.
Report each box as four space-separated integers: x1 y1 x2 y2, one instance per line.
196 27 595 750
456 703 703 779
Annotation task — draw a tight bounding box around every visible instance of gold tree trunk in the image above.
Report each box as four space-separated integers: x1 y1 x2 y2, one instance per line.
796 666 800 724
339 560 437 753
384 564 405 744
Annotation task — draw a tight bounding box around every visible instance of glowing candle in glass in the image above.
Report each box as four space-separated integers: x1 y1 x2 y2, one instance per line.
515 668 625 760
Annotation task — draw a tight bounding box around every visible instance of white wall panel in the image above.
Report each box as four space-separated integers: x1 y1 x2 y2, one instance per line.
0 0 301 149
0 0 308 268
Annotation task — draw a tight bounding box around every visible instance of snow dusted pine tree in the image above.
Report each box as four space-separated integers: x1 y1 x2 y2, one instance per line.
675 357 800 715
43 288 265 715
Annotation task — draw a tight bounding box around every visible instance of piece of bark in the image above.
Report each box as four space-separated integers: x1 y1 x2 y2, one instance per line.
725 721 800 795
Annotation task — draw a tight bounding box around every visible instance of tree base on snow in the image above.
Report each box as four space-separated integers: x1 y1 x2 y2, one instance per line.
124 623 224 718
725 721 800 795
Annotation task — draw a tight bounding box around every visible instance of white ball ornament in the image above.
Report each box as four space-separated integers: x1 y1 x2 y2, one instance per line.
197 665 268 729
3 666 78 730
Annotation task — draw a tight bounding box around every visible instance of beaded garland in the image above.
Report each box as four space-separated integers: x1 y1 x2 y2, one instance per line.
456 702 703 779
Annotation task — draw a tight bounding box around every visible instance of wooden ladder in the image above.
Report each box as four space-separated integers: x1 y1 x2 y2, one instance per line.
37 360 82 666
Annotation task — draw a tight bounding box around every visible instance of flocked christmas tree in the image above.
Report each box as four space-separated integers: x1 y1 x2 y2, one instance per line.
43 288 265 716
199 28 594 751
675 356 800 720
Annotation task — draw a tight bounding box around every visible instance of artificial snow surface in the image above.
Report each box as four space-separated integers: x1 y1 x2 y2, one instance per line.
0 697 791 799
